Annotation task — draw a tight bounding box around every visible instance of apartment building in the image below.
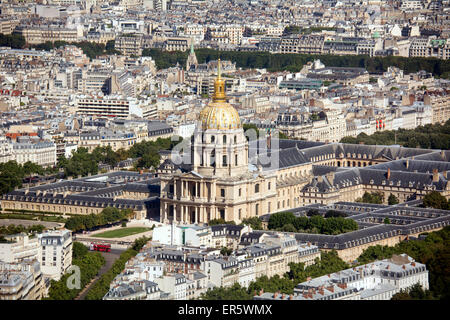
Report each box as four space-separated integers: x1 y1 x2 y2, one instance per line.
75 96 142 118
14 25 80 45
0 136 13 164
12 140 57 167
206 256 240 288
164 37 191 52
424 93 450 124
255 254 428 300
0 234 40 264
280 35 324 54
154 274 187 300
115 34 144 56
0 260 45 300
37 229 73 281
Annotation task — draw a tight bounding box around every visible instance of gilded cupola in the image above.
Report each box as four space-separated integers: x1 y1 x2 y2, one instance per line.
198 59 241 130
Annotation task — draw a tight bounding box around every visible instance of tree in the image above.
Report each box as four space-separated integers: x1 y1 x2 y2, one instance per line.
388 194 399 205
268 212 296 230
391 283 434 300
357 227 450 300
72 242 88 260
241 217 263 230
280 223 296 232
384 217 391 224
356 192 384 204
220 247 233 256
423 191 449 210
201 283 252 300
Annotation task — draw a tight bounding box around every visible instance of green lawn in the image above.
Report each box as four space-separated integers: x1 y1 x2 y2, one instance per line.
93 227 151 239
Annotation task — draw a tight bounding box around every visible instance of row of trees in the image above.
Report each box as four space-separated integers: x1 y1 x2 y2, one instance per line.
57 137 179 179
0 161 58 195
4 34 448 78
356 191 449 209
0 33 26 49
208 218 236 226
340 119 450 150
357 226 450 300
356 192 401 205
143 48 450 79
391 283 435 300
45 242 105 300
84 236 150 300
64 207 133 232
267 211 359 235
30 40 120 59
200 250 349 299
0 224 45 236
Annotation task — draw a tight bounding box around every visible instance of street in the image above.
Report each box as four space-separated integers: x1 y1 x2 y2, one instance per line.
75 247 125 300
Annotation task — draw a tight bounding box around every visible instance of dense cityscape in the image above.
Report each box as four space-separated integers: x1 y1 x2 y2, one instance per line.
0 0 449 304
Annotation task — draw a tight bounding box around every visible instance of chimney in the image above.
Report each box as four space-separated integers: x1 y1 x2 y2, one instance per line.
432 169 439 182
387 168 391 180
411 262 416 267
337 283 347 289
267 133 271 149
318 176 323 183
306 276 312 281
273 292 278 298
406 159 409 169
326 286 334 293
281 293 285 299
402 265 406 269
289 294 293 300
441 150 445 160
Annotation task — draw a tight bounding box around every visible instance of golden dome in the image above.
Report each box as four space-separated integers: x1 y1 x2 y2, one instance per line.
198 59 241 130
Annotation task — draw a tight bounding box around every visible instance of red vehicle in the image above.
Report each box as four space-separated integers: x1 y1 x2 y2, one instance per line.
89 243 111 252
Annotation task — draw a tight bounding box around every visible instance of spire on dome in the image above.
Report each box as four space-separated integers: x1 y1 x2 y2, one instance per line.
213 59 226 102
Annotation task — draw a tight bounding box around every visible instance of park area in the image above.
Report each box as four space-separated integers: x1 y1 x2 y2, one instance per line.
93 227 151 239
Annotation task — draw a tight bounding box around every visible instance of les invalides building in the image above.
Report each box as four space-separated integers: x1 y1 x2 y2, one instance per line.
159 61 277 224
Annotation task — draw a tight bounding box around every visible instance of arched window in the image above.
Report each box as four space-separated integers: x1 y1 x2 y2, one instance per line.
235 154 238 166
211 135 215 143
234 135 237 144
223 135 227 144
222 155 227 166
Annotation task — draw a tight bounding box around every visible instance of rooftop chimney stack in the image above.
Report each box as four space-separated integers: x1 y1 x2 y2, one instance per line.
387 168 391 180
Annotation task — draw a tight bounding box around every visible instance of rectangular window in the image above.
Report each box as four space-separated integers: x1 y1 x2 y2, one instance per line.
221 189 225 197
